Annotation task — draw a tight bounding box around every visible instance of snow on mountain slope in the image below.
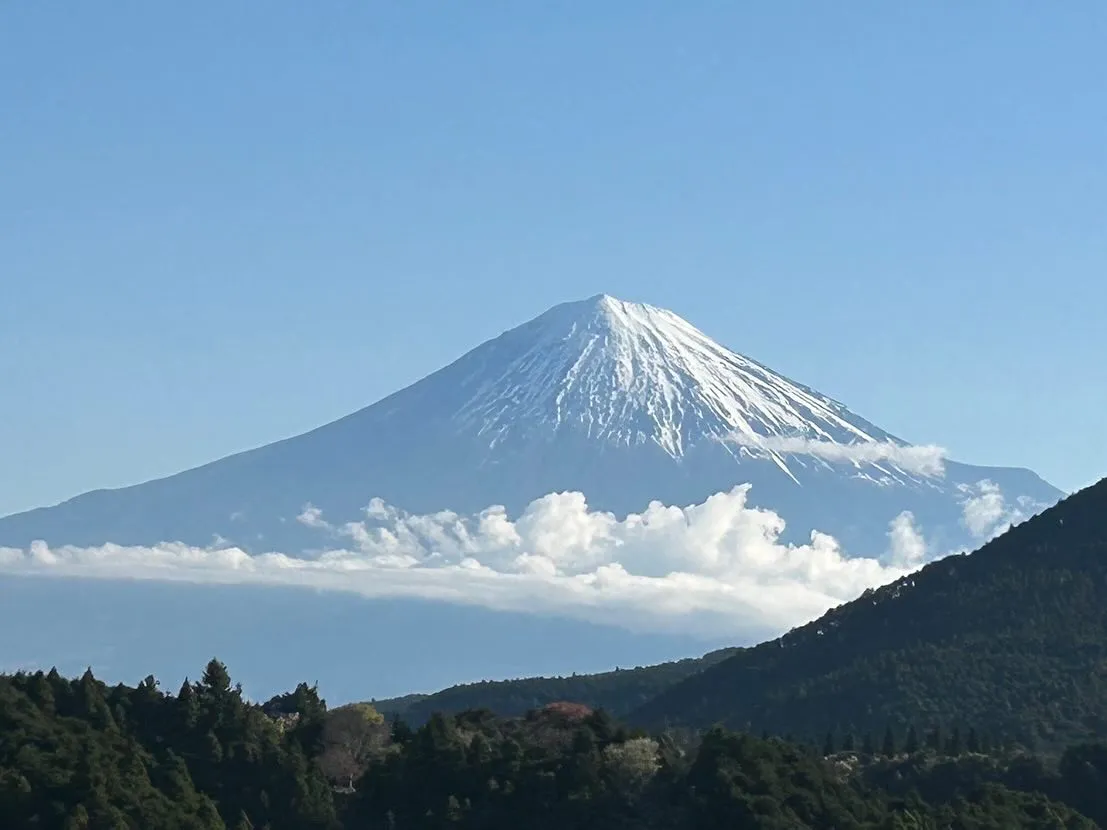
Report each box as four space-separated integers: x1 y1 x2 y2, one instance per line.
0 295 1062 557
454 295 881 455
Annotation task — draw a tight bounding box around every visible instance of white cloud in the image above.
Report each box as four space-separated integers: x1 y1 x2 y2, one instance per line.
0 485 937 640
725 434 948 478
886 511 927 568
296 505 326 528
958 480 1042 540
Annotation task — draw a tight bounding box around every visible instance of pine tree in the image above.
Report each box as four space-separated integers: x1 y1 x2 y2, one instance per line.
75 668 114 730
27 671 56 713
823 731 836 756
177 679 201 732
200 659 232 698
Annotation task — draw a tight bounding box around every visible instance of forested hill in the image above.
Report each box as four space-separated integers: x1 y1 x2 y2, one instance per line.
631 477 1107 748
8 661 1107 828
372 647 740 724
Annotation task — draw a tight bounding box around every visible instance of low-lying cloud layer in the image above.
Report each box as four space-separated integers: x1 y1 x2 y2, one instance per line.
0 485 941 640
725 434 949 478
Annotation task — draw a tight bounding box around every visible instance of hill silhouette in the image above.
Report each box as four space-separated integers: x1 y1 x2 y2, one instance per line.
372 648 739 725
629 477 1107 749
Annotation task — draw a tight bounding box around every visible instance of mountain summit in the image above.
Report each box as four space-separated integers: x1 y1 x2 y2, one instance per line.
0 296 1060 555
454 294 887 460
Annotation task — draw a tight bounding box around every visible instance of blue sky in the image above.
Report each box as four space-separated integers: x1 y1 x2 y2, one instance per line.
2 2 1104 517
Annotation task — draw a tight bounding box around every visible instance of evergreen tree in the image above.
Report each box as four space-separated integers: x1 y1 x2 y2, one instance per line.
201 659 232 695
27 670 55 712
75 667 115 730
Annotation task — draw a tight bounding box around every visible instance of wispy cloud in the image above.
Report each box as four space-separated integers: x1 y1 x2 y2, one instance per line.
0 486 937 640
958 480 1044 540
725 434 948 478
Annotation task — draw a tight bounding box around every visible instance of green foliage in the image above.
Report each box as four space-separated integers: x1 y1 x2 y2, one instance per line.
632 479 1107 749
857 744 1107 829
0 662 338 829
3 663 1106 828
344 711 1097 828
0 669 223 829
318 703 390 786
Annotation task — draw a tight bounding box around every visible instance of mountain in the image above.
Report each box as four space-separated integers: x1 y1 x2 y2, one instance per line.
372 647 740 725
628 476 1107 749
0 294 1061 555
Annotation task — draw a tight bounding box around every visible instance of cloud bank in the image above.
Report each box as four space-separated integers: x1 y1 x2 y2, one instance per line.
0 486 932 640
725 434 948 478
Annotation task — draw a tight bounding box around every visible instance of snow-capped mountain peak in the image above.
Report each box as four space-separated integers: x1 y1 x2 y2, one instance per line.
0 293 1061 558
450 294 889 460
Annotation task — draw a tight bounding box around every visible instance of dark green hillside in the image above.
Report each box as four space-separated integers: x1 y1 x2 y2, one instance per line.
0 662 338 829
631 478 1107 748
372 647 739 724
346 710 1098 829
5 661 1107 827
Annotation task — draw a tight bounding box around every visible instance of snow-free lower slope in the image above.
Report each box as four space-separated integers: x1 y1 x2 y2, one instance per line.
0 295 1062 556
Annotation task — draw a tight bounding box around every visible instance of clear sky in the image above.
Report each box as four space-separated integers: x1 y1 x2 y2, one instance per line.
2 2 1104 518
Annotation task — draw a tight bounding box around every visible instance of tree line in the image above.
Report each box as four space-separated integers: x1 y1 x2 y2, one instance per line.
4 660 1107 828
